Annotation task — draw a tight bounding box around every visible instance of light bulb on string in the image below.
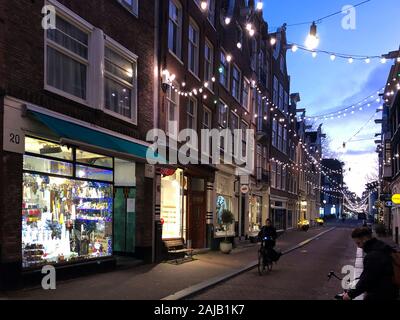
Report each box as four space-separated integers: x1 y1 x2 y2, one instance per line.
200 0 208 11
312 51 317 58
291 45 298 52
305 21 319 50
256 1 263 10
224 17 231 25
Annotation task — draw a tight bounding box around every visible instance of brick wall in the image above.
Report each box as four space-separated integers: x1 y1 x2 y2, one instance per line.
0 0 157 273
2 0 155 140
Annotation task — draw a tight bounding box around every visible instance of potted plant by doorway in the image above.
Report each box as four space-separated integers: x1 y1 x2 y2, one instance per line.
219 209 235 254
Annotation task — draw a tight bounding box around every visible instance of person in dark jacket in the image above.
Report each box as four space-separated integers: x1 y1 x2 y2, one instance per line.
343 227 399 301
258 219 281 262
258 219 278 248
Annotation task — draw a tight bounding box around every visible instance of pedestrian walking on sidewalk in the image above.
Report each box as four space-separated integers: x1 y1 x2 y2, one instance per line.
343 227 399 301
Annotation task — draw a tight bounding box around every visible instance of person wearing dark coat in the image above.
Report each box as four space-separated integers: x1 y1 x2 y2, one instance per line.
258 219 278 248
258 219 281 262
343 227 399 301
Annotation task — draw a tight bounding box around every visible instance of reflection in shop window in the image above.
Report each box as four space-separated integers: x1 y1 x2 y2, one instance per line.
23 155 73 177
215 195 235 237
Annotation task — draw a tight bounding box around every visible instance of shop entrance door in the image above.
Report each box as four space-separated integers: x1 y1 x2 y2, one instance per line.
114 187 136 255
189 192 206 249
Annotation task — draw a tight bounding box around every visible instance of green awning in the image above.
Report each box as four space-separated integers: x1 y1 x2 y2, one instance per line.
29 111 164 163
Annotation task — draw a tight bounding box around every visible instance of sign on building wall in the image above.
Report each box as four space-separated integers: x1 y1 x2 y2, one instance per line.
3 126 25 154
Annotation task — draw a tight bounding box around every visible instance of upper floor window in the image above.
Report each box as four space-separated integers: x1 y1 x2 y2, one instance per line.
187 97 198 130
188 20 200 76
273 76 278 106
279 83 284 110
284 91 289 113
251 39 257 71
218 101 228 128
204 39 214 87
207 0 216 26
168 0 182 59
231 65 241 101
202 107 212 129
104 45 137 121
272 119 277 147
166 83 180 138
46 15 89 101
219 50 229 89
119 0 138 16
242 79 250 111
283 128 287 154
278 124 283 150
236 24 243 49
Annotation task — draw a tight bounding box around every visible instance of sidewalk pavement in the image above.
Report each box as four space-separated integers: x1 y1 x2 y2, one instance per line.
2 226 334 300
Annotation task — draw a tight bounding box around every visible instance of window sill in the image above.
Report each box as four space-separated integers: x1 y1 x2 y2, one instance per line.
168 50 184 66
188 70 201 83
103 108 137 126
118 2 139 18
44 85 91 108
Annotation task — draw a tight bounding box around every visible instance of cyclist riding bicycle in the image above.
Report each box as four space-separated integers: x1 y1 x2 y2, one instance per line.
258 219 281 263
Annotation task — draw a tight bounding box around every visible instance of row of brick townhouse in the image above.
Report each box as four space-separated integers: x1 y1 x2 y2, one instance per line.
376 52 400 244
0 0 323 289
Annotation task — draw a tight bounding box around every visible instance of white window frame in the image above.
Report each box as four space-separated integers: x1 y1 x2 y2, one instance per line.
187 97 198 131
118 0 139 16
188 19 200 77
271 162 276 188
273 76 278 106
204 39 214 92
272 119 277 147
168 0 183 61
231 64 241 102
279 83 284 110
219 49 230 90
166 82 180 138
202 106 212 129
218 100 229 128
44 1 94 107
207 0 216 27
242 78 250 111
104 37 138 124
241 120 249 160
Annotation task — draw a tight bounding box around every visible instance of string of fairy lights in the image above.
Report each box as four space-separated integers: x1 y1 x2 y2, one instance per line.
165 0 398 199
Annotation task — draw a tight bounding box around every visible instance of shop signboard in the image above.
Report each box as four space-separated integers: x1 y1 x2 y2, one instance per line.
240 185 249 194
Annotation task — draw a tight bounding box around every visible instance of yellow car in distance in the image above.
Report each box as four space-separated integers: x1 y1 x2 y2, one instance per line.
315 218 324 226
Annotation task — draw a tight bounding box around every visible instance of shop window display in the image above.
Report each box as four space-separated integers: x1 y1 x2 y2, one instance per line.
216 195 235 237
160 169 185 239
22 137 114 269
22 173 113 268
249 196 262 233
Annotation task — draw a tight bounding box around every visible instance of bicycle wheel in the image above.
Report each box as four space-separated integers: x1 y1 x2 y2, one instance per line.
258 249 266 276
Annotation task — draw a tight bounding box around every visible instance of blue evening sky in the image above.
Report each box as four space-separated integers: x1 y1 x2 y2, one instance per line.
263 0 400 195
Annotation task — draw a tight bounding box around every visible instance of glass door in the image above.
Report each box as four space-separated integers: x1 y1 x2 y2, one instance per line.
114 187 136 254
